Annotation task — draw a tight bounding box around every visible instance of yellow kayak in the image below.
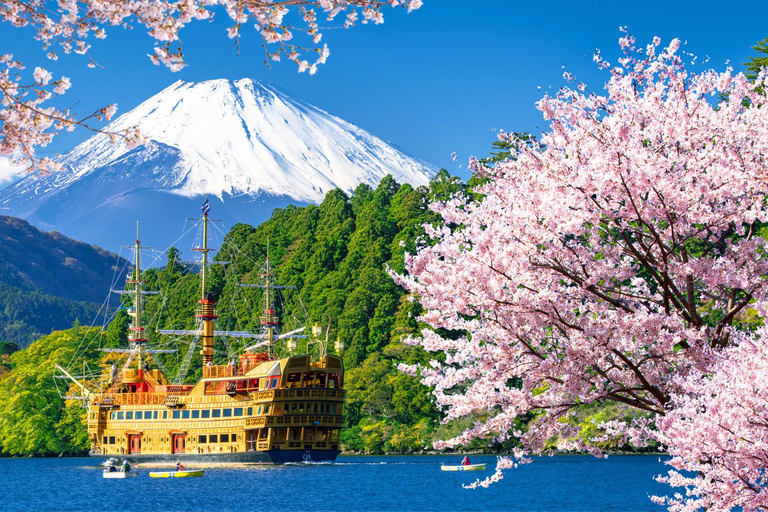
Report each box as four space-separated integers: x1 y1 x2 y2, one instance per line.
441 463 487 472
149 470 204 478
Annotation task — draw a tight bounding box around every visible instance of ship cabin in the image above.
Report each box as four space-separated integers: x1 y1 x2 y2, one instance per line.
88 352 345 460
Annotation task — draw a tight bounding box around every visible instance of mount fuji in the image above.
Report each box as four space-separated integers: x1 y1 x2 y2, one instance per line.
0 78 435 252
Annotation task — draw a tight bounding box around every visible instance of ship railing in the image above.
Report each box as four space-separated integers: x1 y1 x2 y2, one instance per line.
203 365 244 379
165 385 190 396
94 392 169 406
272 388 345 400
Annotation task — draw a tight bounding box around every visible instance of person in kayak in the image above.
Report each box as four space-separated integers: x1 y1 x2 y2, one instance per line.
461 456 471 466
107 461 117 472
176 462 186 472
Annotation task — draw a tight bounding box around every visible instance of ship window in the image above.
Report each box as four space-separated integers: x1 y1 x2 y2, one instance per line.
299 403 304 413
212 409 221 418
286 372 300 382
303 373 312 381
313 403 318 413
202 410 210 419
223 409 232 417
256 405 262 415
199 435 207 443
320 403 325 413
110 412 115 420
247 407 253 416
117 412 124 420
234 408 243 416
135 411 143 420
291 403 297 413
153 411 158 419
102 436 107 445
331 404 337 414
126 411 133 420
172 410 181 419
271 377 278 388
182 410 190 419
263 379 270 390
209 435 218 443
192 410 200 419
163 411 168 419
264 405 270 414
220 434 230 443
109 436 115 444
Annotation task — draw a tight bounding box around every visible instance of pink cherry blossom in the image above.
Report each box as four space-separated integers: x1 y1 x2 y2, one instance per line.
0 1 423 171
395 35 768 508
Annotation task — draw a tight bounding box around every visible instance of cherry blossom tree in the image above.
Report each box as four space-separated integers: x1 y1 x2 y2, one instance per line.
654 319 768 512
395 34 768 504
0 0 423 170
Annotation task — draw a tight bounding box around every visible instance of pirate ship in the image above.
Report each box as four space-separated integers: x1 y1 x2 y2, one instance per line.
55 202 345 464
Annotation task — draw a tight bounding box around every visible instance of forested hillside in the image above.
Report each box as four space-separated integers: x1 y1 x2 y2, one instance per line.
0 172 472 455
0 216 126 347
136 172 467 452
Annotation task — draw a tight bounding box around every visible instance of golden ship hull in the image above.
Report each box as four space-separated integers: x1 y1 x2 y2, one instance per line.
87 353 345 464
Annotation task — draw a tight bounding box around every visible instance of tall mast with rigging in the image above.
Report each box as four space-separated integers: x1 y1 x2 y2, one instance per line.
129 222 148 375
196 196 217 366
158 198 267 374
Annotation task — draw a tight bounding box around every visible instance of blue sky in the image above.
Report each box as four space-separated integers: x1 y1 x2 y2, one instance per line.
3 0 768 182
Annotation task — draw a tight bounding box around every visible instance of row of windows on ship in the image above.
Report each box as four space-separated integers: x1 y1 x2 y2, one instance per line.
103 402 341 421
102 433 241 445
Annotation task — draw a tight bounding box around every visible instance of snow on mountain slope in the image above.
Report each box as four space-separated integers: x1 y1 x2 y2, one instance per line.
0 79 435 251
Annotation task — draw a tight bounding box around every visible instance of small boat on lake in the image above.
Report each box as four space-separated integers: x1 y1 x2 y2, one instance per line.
440 463 487 472
149 470 204 478
103 470 138 479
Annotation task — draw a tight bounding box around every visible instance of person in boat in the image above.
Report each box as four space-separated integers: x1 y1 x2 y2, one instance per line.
120 460 131 472
176 462 186 472
461 456 471 466
107 461 117 472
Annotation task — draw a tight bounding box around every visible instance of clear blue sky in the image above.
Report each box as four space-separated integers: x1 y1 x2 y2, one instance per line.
3 0 768 181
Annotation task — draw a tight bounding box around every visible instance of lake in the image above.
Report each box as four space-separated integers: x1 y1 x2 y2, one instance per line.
0 454 670 511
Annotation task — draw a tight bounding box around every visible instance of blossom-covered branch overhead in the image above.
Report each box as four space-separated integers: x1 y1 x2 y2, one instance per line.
0 0 423 171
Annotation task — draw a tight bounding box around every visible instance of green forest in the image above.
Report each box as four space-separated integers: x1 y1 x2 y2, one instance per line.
0 172 463 455
0 171 643 457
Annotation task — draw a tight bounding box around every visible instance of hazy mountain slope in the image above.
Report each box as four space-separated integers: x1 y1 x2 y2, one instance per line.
0 216 126 347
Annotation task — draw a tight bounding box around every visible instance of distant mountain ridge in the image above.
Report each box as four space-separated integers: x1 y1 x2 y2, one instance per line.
0 216 126 347
0 78 436 251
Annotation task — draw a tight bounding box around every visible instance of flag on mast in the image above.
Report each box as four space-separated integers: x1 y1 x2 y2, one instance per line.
201 198 210 215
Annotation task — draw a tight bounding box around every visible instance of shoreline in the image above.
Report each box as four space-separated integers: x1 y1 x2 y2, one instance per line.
0 449 667 460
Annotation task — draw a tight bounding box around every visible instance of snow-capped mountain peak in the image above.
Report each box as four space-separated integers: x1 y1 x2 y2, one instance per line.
0 78 435 250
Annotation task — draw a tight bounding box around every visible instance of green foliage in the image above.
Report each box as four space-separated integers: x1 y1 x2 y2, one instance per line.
0 327 101 456
745 38 768 92
0 282 102 348
0 173 470 455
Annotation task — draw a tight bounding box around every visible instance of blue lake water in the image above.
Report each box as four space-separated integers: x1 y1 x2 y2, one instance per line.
0 454 670 511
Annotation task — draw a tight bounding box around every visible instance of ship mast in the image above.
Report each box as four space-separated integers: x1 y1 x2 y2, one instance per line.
129 222 149 375
196 196 217 366
158 200 299 371
240 244 306 357
261 250 278 357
